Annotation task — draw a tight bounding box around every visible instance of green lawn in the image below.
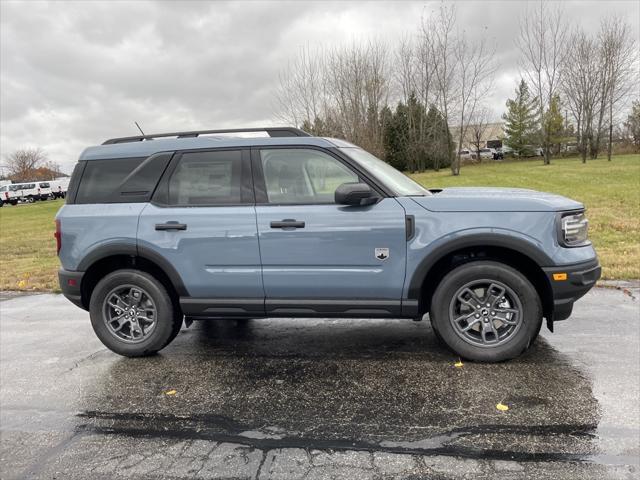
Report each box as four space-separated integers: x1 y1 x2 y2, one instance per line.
0 199 62 291
0 154 638 292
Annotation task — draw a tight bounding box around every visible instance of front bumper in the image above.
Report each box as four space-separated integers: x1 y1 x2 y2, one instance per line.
543 259 601 321
58 268 86 310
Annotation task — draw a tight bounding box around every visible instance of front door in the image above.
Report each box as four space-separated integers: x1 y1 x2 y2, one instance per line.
137 148 264 317
253 147 407 317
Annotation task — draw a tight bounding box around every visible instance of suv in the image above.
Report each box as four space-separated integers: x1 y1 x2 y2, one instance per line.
56 127 600 362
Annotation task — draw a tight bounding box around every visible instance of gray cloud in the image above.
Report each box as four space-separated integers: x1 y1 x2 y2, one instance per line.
1 0 638 172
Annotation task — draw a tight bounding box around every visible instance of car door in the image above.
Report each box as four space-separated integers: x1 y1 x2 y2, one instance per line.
253 147 407 317
137 148 264 317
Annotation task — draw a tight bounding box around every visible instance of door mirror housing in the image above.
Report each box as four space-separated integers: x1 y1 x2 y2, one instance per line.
335 182 376 206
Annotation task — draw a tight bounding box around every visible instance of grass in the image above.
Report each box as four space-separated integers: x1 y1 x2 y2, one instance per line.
0 154 638 292
409 154 640 280
0 199 62 291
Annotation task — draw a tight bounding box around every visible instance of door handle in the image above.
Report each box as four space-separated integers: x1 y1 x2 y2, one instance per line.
270 219 305 229
155 222 187 231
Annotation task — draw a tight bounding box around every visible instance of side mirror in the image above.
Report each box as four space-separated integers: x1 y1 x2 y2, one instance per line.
335 182 375 206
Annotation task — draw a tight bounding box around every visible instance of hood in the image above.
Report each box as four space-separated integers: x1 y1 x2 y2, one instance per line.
412 187 584 212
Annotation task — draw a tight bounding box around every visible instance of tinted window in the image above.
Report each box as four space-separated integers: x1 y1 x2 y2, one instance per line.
168 150 242 205
39 183 50 188
76 158 144 203
260 149 358 204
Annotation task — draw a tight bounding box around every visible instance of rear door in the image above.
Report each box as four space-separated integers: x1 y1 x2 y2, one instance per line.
137 148 264 317
253 147 407 317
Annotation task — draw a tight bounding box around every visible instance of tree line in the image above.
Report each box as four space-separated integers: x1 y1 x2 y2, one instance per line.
276 2 638 174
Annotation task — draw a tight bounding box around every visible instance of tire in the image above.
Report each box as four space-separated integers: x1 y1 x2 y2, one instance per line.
10 201 17 206
89 269 182 357
26 196 35 203
429 261 542 362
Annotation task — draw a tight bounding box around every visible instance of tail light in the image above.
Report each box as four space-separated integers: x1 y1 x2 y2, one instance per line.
54 219 61 255
4 192 8 200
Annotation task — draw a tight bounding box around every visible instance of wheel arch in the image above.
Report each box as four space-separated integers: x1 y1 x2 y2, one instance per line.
409 234 554 323
78 245 188 311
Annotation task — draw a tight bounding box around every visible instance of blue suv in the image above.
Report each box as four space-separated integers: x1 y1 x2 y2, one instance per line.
56 127 600 362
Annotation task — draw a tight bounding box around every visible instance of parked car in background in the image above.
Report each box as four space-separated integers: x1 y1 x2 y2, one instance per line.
51 177 71 199
0 184 18 206
37 182 54 200
7 182 51 203
478 148 494 160
459 149 477 161
57 126 600 362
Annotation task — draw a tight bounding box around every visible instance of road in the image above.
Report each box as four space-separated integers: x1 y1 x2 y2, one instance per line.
1 286 638 479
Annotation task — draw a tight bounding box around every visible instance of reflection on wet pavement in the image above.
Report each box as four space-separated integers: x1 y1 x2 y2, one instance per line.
0 287 638 479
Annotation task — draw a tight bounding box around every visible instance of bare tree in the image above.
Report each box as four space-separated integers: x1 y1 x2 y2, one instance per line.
425 3 457 172
597 17 638 161
424 3 494 175
469 108 491 162
274 45 327 131
5 148 47 182
516 1 569 165
451 31 495 175
562 29 602 162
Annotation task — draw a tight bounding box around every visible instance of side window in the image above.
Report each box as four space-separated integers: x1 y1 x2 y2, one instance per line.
260 149 358 204
76 158 143 203
168 150 242 205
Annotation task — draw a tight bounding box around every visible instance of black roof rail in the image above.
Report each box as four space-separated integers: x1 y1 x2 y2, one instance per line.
102 127 311 145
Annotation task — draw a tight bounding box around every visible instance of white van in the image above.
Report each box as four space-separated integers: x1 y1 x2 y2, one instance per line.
0 184 18 206
8 182 51 203
50 177 71 199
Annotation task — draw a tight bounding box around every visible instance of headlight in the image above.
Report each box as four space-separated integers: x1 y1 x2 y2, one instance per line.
560 211 589 246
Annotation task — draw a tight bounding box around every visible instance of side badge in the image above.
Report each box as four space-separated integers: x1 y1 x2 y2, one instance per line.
375 248 389 260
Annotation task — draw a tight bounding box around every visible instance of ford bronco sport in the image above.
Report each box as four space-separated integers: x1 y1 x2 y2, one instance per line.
56 127 600 362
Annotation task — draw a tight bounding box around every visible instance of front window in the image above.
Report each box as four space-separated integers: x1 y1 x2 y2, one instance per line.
260 149 358 204
341 148 430 197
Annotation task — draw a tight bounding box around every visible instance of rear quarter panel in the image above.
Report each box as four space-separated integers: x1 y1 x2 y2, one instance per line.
56 203 146 271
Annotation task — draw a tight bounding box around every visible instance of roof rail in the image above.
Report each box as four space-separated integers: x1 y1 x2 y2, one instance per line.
102 127 311 145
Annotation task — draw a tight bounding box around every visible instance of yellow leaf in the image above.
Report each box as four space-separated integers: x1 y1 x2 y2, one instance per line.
17 280 26 288
454 359 464 368
496 402 509 411
165 389 177 396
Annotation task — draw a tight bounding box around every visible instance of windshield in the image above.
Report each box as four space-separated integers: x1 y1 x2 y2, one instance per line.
341 148 430 196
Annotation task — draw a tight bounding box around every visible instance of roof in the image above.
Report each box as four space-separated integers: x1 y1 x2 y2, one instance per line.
79 135 356 161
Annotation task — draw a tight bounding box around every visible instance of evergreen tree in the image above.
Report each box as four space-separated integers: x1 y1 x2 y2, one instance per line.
544 95 567 157
502 80 539 156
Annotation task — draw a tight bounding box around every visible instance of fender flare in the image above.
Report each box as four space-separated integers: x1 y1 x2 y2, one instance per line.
406 231 553 300
77 241 189 296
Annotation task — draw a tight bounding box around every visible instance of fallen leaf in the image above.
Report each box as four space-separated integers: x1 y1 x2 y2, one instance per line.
17 280 26 288
454 359 464 368
496 402 509 411
165 389 177 396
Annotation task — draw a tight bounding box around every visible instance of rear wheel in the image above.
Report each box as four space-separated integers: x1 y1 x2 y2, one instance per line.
430 261 542 362
89 269 182 357
26 196 35 203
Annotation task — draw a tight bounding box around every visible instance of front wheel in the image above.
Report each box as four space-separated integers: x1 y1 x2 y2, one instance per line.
430 261 542 362
89 269 182 357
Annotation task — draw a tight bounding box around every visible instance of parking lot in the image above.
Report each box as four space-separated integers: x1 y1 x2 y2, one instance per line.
1 286 638 480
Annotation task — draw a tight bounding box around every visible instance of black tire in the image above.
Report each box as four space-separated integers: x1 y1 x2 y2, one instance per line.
10 201 17 206
26 196 35 203
429 261 542 362
89 269 182 357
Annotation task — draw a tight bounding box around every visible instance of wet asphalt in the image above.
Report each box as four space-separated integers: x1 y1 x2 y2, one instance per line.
0 286 638 479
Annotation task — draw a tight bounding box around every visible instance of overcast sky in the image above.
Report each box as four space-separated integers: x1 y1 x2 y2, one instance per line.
1 0 638 173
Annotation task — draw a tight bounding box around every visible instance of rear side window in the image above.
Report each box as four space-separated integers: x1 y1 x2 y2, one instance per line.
168 150 242 205
75 158 143 203
39 183 50 188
